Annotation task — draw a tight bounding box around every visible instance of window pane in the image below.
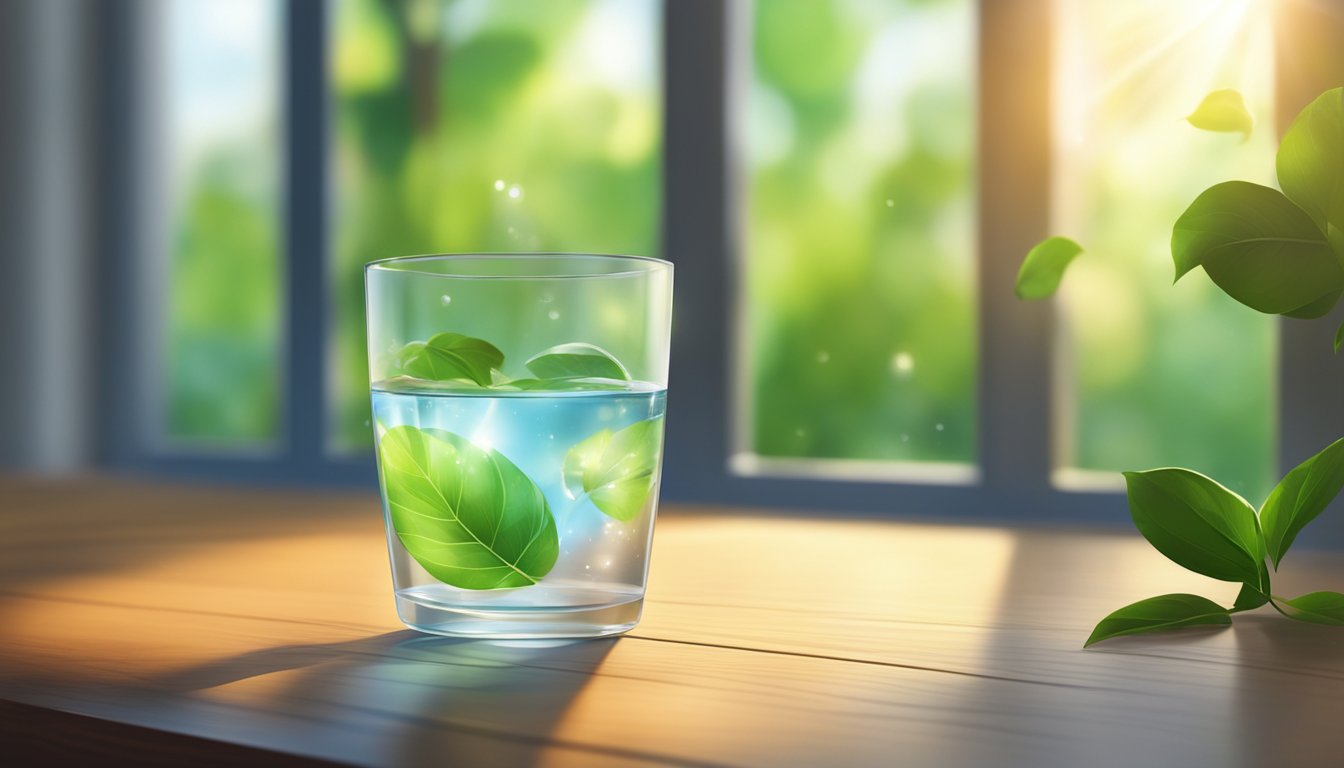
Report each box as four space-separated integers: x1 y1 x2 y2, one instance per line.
1053 0 1276 500
329 0 662 450
740 0 977 475
161 0 282 443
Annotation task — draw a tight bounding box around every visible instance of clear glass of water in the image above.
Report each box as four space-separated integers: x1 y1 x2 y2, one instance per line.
365 254 673 638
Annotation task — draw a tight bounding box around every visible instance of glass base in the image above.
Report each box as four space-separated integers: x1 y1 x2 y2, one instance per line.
394 583 644 639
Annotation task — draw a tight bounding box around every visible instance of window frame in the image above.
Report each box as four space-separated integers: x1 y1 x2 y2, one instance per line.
98 0 1344 540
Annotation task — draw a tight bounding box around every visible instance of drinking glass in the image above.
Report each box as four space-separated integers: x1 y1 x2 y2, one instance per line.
365 254 673 638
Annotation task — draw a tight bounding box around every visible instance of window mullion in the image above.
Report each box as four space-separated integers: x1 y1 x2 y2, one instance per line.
284 0 329 470
660 0 733 502
977 0 1055 502
1274 0 1344 544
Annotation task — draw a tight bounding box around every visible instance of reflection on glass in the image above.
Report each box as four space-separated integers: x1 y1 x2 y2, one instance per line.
162 0 281 443
329 0 662 451
1053 0 1276 500
741 0 977 472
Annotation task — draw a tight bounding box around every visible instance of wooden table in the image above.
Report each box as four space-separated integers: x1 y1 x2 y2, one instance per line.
2 476 1342 767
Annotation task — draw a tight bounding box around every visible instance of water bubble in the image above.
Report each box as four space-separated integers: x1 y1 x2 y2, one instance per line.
795 427 806 438
816 350 830 364
936 423 945 432
540 293 555 304
493 179 505 191
440 294 452 306
901 433 909 443
507 185 522 200
885 199 894 208
548 309 560 320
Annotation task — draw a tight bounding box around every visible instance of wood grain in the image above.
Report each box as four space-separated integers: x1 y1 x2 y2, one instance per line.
2 476 1343 767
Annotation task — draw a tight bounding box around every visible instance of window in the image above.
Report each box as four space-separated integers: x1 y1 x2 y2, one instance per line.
1052 0 1278 501
159 0 282 445
739 0 977 478
107 0 1344 528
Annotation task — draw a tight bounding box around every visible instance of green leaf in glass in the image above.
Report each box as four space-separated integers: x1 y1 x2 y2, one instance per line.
1259 437 1344 569
1015 236 1084 300
563 417 665 522
1172 181 1342 315
501 378 627 392
1335 319 1344 354
525 342 631 381
1085 594 1231 647
377 425 558 589
1185 89 1254 140
1276 87 1344 234
399 332 504 385
1275 591 1344 626
1122 468 1266 586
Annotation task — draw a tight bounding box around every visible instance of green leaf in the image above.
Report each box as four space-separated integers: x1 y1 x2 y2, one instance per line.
1277 87 1344 233
1123 468 1266 586
1281 290 1341 319
399 333 504 386
1259 437 1344 569
1234 581 1270 611
1015 236 1084 300
377 425 558 589
1186 88 1254 140
1085 594 1232 647
1335 319 1344 354
1172 181 1342 315
525 343 631 381
1274 591 1344 626
563 417 665 522
500 378 628 392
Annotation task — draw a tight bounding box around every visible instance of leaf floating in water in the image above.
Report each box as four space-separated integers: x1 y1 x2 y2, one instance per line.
1186 88 1254 141
563 417 665 522
526 342 631 381
378 426 558 589
396 332 504 385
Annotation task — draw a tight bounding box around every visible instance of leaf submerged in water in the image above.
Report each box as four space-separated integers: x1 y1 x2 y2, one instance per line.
378 425 558 589
563 417 665 522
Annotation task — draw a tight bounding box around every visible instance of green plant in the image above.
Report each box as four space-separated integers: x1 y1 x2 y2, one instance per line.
1018 87 1344 645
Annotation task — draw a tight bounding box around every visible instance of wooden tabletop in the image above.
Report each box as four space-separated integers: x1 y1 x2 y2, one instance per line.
2 476 1343 767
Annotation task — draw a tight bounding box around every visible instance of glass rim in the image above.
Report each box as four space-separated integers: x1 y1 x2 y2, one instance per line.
364 252 673 280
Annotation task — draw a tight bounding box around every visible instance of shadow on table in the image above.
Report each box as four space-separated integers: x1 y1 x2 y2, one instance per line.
141 630 621 764
1232 614 1344 768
